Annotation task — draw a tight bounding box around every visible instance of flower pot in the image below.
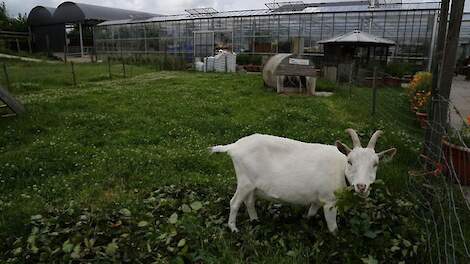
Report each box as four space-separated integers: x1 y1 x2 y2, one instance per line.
442 140 470 186
416 112 428 129
243 64 263 72
384 76 401 87
364 77 384 87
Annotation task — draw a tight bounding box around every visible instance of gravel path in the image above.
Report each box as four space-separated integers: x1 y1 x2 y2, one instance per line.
449 75 470 129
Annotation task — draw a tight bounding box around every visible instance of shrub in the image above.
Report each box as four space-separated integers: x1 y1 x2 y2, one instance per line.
236 54 263 66
385 62 421 78
407 72 432 112
316 78 336 92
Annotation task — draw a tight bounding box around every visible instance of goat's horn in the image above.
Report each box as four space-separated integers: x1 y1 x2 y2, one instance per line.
346 129 362 148
367 130 383 149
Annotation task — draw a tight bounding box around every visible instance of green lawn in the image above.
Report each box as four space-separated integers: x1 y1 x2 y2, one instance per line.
0 61 468 263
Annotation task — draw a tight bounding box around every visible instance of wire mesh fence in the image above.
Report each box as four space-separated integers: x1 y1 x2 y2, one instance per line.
333 65 470 262
0 55 191 94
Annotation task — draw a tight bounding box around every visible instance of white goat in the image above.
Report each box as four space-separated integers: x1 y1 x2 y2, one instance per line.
210 129 396 233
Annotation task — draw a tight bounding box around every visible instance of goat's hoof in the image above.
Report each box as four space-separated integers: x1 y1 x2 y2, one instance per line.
330 229 338 236
250 217 259 222
229 225 239 233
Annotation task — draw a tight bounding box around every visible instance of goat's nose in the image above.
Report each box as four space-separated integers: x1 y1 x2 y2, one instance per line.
356 184 367 192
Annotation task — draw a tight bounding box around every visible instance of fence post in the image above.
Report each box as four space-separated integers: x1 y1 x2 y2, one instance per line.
71 62 77 87
16 39 21 53
371 66 378 116
348 63 354 98
122 59 126 78
28 37 32 54
2 63 10 90
108 57 112 80
64 45 68 64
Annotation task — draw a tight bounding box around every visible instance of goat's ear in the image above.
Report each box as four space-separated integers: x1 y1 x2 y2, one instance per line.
378 148 397 162
336 141 351 156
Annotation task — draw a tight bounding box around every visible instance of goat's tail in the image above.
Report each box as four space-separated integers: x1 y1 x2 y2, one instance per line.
208 144 234 154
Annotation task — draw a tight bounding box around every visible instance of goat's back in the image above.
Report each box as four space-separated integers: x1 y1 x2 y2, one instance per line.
223 134 348 204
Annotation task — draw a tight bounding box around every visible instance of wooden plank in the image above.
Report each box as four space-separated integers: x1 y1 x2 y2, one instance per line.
0 85 25 115
275 64 317 77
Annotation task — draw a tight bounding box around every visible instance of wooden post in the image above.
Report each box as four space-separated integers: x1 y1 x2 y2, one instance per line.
108 57 112 80
28 37 32 54
0 84 25 116
122 59 126 78
372 66 378 116
46 35 51 57
276 75 284 93
348 62 354 98
424 0 450 161
79 23 84 58
425 0 465 162
15 39 21 53
28 27 33 54
64 45 68 64
307 77 316 96
71 62 77 87
2 63 10 90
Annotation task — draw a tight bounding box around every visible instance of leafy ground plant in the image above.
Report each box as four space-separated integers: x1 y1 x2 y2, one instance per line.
3 183 426 263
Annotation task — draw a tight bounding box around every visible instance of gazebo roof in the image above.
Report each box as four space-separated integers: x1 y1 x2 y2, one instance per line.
318 30 396 46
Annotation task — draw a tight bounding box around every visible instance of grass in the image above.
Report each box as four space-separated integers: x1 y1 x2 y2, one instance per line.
0 60 468 262
1 59 155 93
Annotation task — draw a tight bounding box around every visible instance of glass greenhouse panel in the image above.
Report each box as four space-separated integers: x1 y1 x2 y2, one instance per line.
94 6 441 66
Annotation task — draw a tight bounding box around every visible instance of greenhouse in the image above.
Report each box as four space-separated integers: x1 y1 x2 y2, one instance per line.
94 1 449 67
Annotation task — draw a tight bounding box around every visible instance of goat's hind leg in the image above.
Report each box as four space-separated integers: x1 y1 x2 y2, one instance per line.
228 185 253 232
244 191 258 221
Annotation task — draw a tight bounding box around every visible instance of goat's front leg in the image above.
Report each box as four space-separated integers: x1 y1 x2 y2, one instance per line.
305 203 321 218
323 203 338 234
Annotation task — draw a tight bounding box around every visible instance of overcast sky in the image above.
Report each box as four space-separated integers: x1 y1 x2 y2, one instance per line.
5 0 470 17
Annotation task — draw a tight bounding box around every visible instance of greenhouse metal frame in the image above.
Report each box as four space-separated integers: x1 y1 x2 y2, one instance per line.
94 2 447 66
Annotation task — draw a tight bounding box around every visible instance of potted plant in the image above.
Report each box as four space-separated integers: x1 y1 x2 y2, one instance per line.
407 72 432 128
442 119 470 186
413 91 431 128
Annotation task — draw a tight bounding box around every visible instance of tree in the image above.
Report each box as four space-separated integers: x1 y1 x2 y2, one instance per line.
0 1 28 32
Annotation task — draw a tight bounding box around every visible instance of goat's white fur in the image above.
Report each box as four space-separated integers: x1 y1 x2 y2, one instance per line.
211 130 396 233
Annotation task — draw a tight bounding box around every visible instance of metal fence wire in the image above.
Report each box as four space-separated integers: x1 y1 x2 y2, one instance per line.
335 68 470 262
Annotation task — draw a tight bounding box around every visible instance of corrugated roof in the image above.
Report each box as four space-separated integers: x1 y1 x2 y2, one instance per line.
97 2 440 26
27 6 56 26
28 1 159 26
317 30 396 46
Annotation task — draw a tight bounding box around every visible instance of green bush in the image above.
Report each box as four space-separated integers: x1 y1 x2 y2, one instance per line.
236 54 263 65
385 63 422 78
316 78 336 92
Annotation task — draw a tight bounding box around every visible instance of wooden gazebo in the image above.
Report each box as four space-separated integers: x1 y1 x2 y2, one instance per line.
318 30 396 83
